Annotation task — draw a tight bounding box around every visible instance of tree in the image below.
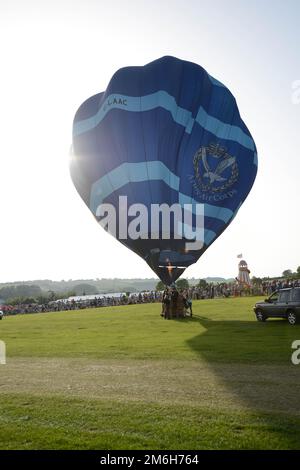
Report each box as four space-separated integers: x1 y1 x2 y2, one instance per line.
282 269 292 278
155 280 164 291
37 294 51 304
252 276 262 286
5 296 36 305
65 290 76 298
47 290 57 301
73 284 98 295
197 279 208 289
0 284 42 301
176 278 189 290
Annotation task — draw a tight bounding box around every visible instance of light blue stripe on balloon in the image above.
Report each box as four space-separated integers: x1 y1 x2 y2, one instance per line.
177 221 216 245
178 193 233 223
90 161 233 225
90 161 180 214
208 74 225 88
141 91 193 129
253 152 258 166
73 90 255 151
204 229 217 244
195 107 255 151
74 91 193 136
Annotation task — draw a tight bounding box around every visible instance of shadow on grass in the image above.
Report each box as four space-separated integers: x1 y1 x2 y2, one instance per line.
183 314 300 446
185 314 296 363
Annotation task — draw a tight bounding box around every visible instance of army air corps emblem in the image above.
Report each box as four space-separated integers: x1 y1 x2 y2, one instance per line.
192 143 239 193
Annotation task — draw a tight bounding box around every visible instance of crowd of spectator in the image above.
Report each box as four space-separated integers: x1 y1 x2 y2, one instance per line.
0 291 162 316
262 278 300 295
1 278 299 317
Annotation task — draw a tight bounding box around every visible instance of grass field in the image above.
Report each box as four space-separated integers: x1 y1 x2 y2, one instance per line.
0 297 300 449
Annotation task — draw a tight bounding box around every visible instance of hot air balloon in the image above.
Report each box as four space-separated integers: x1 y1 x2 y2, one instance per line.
71 56 257 285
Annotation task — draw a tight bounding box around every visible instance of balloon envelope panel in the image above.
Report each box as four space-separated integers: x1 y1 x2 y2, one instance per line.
71 56 257 284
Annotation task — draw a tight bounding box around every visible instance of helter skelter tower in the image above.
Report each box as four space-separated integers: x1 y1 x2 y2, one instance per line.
237 259 251 286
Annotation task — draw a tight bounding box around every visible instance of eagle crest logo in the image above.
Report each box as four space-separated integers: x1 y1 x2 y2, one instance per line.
193 143 239 193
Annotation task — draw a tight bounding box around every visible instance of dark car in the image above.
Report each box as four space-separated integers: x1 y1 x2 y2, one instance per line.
253 287 300 325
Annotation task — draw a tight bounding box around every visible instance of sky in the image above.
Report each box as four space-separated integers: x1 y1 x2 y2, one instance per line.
0 0 299 283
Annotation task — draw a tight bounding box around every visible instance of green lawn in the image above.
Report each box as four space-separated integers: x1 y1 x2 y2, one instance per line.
0 297 300 449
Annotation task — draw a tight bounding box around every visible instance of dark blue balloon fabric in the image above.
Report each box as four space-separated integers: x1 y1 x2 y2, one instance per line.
71 56 257 284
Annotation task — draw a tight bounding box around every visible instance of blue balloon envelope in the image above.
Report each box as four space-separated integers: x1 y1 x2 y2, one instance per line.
71 56 257 285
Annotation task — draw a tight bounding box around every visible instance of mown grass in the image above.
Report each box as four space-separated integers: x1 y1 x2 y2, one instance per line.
1 394 300 450
0 297 298 363
0 297 299 449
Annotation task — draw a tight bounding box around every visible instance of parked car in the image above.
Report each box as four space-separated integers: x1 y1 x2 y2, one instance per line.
0 310 3 320
253 288 300 325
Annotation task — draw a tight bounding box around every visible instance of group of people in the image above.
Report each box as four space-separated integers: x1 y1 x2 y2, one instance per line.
161 287 192 319
0 291 162 316
184 280 300 299
262 279 300 295
2 279 299 317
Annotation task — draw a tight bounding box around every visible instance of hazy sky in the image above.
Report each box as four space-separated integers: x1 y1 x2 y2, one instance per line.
0 0 299 282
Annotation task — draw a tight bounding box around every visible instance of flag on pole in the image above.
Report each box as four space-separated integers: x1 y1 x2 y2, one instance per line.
237 254 243 258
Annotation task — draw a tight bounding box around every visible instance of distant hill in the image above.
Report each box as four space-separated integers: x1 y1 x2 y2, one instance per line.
0 278 158 298
205 277 235 283
0 277 236 300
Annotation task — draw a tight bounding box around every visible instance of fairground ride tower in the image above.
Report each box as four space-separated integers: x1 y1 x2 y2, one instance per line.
237 259 251 286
